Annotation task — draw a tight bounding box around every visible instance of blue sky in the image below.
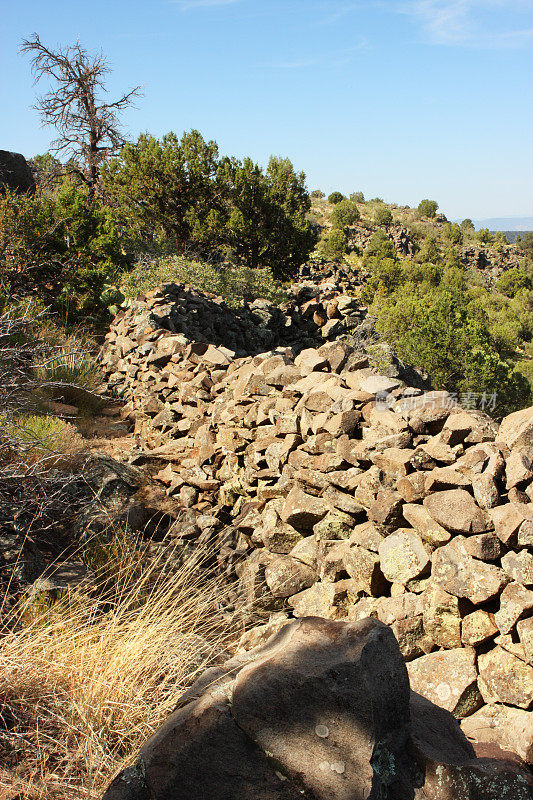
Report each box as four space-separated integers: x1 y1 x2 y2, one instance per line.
1 0 532 219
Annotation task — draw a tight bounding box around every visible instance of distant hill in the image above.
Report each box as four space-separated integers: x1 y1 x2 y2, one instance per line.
500 231 530 244
472 216 533 232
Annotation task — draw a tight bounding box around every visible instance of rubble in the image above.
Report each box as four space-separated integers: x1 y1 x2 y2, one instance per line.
99 281 533 766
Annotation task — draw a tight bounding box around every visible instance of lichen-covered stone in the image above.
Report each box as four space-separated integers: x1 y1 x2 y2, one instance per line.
478 646 533 709
378 529 430 585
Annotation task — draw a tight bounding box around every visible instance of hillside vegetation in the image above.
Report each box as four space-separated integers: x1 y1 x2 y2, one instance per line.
308 191 533 414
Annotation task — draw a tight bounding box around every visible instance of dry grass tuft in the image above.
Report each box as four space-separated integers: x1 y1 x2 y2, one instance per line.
0 414 86 470
0 539 237 799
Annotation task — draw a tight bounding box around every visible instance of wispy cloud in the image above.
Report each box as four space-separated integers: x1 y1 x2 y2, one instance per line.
401 1 533 48
174 0 241 10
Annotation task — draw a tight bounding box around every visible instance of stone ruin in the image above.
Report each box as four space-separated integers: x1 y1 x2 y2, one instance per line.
99 281 533 778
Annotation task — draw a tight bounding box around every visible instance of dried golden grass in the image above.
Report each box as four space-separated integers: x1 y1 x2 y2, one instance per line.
0 537 237 799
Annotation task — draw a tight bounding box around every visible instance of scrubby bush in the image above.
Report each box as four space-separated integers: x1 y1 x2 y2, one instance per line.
460 218 475 231
373 283 529 415
476 228 494 245
416 235 441 264
417 199 438 218
403 260 442 288
330 199 360 228
350 191 365 202
368 258 404 291
0 181 124 316
311 189 325 198
120 255 286 308
0 413 85 467
364 230 396 262
374 204 393 227
318 228 347 261
104 133 315 280
443 223 463 245
519 232 533 260
327 191 345 205
496 267 533 298
364 249 532 415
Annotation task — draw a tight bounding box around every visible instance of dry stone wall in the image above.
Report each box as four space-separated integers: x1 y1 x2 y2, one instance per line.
100 282 533 764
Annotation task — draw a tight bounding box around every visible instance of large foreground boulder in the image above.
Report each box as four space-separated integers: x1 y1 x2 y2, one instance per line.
102 617 531 800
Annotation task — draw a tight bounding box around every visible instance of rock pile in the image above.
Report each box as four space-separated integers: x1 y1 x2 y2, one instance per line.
102 617 532 800
100 283 533 764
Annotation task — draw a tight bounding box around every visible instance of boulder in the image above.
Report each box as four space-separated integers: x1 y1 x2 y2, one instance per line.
410 693 532 799
402 503 451 546
478 646 533 709
431 537 508 604
461 703 533 764
517 616 533 664
407 647 482 718
264 556 315 598
494 582 533 635
280 486 327 530
501 550 533 586
232 617 412 800
378 529 430 585
497 405 533 451
102 618 531 800
0 149 35 193
423 489 489 535
461 610 498 647
423 584 462 648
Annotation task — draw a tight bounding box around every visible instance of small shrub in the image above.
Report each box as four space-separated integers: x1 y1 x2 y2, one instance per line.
34 345 101 390
460 218 475 231
0 413 85 467
350 191 365 202
476 228 494 245
374 204 393 227
120 255 286 308
519 232 533 260
416 235 441 264
364 230 396 262
318 229 347 261
327 191 345 205
417 199 438 218
496 267 533 298
443 223 463 245
368 257 404 291
310 189 325 198
444 245 463 271
330 199 360 229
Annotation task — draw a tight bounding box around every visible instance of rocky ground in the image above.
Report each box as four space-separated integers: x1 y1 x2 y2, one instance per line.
94 276 533 772
6 268 531 799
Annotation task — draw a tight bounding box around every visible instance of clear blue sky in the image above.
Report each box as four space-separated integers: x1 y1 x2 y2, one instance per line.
1 0 532 219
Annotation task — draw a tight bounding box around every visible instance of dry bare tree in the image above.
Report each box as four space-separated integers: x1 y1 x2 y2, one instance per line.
21 34 141 205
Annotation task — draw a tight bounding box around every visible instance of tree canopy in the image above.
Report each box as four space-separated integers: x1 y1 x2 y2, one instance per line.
103 131 315 279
